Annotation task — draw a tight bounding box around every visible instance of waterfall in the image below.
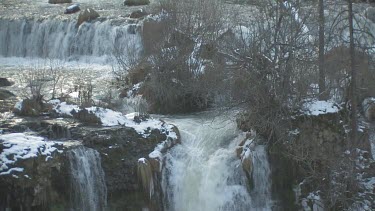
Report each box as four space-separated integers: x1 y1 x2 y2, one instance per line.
68 146 107 211
250 145 272 210
162 113 273 211
0 17 142 63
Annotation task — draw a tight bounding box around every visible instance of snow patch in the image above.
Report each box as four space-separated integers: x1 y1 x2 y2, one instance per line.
0 167 24 176
302 100 341 116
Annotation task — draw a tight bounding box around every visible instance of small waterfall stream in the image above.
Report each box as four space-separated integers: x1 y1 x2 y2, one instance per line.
162 113 273 211
68 146 107 211
250 145 272 210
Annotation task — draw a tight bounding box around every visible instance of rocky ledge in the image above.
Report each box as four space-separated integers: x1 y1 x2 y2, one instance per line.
0 99 180 210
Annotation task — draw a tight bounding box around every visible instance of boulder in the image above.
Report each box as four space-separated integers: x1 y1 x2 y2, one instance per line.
64 4 80 14
130 9 148 19
124 0 150 6
363 98 375 121
77 8 100 27
0 78 13 87
48 0 72 3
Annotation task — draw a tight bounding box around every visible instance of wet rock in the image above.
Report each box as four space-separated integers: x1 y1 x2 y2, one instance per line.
130 9 148 19
241 153 252 177
236 146 243 158
77 8 100 27
48 0 72 3
0 78 13 87
124 0 150 6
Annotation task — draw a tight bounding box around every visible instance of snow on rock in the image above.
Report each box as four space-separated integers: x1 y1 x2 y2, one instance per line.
49 99 178 139
48 100 180 167
146 122 179 172
86 107 128 126
49 99 80 116
148 123 178 162
302 100 341 116
0 133 62 175
138 158 147 164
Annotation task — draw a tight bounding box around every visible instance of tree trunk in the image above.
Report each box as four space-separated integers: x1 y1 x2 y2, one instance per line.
318 0 327 100
348 0 358 143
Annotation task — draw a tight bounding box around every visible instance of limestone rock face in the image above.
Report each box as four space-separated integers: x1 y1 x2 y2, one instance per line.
124 0 150 6
48 0 72 4
70 124 180 210
0 114 180 210
0 139 69 211
77 8 100 27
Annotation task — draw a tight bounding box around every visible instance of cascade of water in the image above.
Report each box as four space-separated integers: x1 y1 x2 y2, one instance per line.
250 145 273 210
68 146 107 211
0 17 142 63
162 114 273 211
